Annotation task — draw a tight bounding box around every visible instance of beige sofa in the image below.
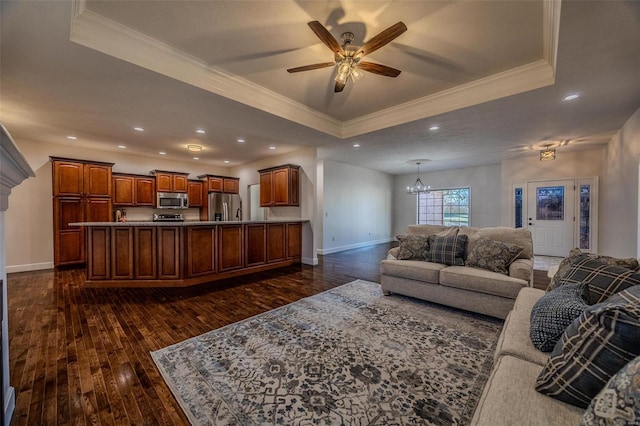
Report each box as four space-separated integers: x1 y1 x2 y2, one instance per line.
471 287 584 425
380 224 534 319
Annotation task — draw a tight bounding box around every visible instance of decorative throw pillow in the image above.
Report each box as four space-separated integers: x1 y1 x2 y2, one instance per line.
529 283 589 352
557 255 640 304
426 234 467 266
581 356 640 425
535 285 640 408
547 248 639 291
396 234 430 260
465 237 523 275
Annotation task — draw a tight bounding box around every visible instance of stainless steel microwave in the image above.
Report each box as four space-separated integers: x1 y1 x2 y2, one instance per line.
156 192 188 209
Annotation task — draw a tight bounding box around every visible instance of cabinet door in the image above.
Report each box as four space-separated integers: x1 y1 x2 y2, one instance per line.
87 227 110 279
245 223 266 266
287 223 302 259
135 177 156 206
173 175 188 193
54 198 85 265
111 227 134 279
84 163 112 197
273 168 290 205
85 198 112 222
290 167 300 206
259 172 273 206
207 177 224 193
135 227 157 279
187 181 203 207
186 227 216 277
218 225 243 272
156 173 173 192
267 223 286 263
157 227 181 279
53 161 84 196
223 178 239 194
113 175 135 206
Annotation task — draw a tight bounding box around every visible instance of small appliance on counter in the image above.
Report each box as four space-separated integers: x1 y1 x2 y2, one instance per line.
153 213 184 222
156 192 188 209
208 193 242 221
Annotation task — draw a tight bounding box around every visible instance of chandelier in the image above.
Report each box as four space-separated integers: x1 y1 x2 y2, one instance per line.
539 145 556 161
406 160 431 195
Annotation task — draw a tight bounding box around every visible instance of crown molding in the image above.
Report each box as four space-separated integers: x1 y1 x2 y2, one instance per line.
70 0 560 139
0 123 36 212
70 3 344 138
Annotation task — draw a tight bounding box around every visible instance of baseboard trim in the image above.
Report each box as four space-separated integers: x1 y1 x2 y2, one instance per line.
318 238 394 255
4 385 15 426
7 262 54 273
302 257 318 266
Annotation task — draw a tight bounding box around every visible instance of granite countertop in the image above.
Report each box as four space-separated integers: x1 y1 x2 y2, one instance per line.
69 219 309 227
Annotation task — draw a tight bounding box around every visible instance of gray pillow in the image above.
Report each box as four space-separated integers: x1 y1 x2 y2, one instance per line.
465 237 523 275
529 283 589 352
426 234 467 266
396 234 430 260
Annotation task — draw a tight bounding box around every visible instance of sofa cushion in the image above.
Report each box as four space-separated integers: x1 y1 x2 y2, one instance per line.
396 234 430 260
557 255 640 304
581 355 640 425
460 226 533 260
509 258 533 283
405 224 457 237
440 266 528 299
548 248 640 291
379 259 446 284
529 283 589 352
471 355 584 426
426 234 467 266
495 290 549 366
465 237 523 275
536 285 640 408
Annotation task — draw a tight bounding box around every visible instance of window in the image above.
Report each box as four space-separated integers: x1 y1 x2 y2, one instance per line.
418 188 470 226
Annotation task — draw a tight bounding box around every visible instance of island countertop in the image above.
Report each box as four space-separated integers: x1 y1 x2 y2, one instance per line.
70 219 309 227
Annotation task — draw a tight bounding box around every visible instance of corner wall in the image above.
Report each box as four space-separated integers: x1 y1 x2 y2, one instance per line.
319 160 394 254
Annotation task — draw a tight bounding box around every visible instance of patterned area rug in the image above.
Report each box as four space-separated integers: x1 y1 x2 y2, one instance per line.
151 280 502 425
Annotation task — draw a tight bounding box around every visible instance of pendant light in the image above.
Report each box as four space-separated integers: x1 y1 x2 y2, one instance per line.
406 160 431 195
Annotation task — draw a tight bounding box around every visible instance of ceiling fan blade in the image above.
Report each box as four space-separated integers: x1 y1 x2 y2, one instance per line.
356 22 407 57
358 62 402 77
287 62 336 73
308 21 345 57
334 81 346 93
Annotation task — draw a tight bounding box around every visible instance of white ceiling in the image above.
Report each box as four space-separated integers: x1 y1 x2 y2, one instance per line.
1 1 639 175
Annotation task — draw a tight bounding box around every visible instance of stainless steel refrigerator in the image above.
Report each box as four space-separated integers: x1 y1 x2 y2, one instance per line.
208 193 242 221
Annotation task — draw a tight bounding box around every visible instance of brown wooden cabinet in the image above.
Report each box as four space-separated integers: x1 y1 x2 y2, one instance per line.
267 223 286 263
198 175 240 194
245 223 266 267
186 226 216 277
51 157 113 266
135 177 156 206
135 227 157 279
218 224 243 272
157 227 181 279
112 227 134 280
153 171 188 193
287 222 302 259
113 174 156 206
187 180 204 207
259 165 299 207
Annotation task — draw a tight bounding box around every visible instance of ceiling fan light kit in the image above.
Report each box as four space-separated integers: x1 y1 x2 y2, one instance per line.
287 20 407 93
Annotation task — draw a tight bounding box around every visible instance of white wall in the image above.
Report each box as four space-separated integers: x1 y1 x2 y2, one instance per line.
392 164 502 236
600 106 640 258
319 160 394 254
6 139 230 271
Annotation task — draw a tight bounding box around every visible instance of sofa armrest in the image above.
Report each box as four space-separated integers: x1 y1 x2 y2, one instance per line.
387 247 399 260
509 258 533 285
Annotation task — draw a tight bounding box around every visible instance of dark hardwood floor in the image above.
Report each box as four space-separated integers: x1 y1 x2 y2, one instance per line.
7 243 549 425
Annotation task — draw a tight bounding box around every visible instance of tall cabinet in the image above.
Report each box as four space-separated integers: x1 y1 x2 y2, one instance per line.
51 157 113 266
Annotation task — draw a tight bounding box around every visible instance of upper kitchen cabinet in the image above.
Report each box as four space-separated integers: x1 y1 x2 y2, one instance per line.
153 170 188 193
259 164 299 207
112 173 156 206
187 180 204 207
198 175 240 194
52 157 113 197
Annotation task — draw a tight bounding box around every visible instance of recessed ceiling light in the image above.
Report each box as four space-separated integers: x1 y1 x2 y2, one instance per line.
563 93 580 101
117 145 126 149
237 138 245 143
429 125 440 131
224 160 230 164
195 129 206 134
353 143 360 148
269 146 276 150
187 144 202 152
158 151 166 155
66 135 77 140
193 157 200 160
134 127 144 132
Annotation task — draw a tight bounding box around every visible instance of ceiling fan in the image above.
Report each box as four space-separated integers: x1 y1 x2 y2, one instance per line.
287 20 407 92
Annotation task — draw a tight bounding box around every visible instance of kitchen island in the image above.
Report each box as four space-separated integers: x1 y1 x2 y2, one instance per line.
71 220 307 288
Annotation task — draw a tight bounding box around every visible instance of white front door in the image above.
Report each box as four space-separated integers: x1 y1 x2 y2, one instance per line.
526 180 575 257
